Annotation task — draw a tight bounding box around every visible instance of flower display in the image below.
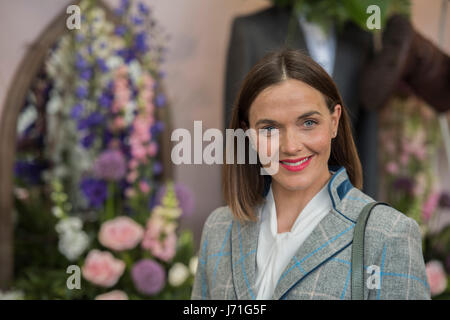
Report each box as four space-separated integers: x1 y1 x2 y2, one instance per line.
82 250 126 287
379 95 450 299
99 216 144 251
426 261 448 297
95 290 129 300
11 0 196 300
131 259 166 295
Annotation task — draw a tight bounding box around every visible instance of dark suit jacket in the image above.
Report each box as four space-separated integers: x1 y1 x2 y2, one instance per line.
224 6 378 199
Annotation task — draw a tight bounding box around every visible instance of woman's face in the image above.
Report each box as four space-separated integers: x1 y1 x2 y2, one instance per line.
247 78 341 193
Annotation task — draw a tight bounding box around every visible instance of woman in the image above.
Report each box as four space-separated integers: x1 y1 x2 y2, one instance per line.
191 48 430 300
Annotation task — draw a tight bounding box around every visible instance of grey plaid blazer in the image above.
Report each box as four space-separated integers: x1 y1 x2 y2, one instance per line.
191 166 430 300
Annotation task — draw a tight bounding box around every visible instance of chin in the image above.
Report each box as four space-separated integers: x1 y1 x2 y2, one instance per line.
274 175 312 192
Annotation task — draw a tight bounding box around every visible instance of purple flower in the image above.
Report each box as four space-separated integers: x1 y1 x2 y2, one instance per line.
114 25 127 36
155 93 166 107
70 103 84 119
392 176 415 195
14 160 46 185
75 34 85 43
81 133 95 148
77 112 104 130
76 85 88 99
93 149 127 181
80 68 92 81
80 178 107 208
131 259 165 295
134 32 148 53
75 53 88 70
97 58 109 73
132 16 144 25
439 192 450 208
99 92 112 108
154 182 195 218
138 2 150 15
153 161 162 175
150 121 164 136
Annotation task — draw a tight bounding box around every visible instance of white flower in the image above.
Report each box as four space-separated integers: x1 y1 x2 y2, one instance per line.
189 256 198 275
55 217 83 234
58 230 90 261
52 206 64 219
106 56 124 70
128 60 142 84
168 262 190 287
0 289 24 300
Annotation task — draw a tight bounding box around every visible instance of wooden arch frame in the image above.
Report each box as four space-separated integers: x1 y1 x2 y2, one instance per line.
0 0 173 289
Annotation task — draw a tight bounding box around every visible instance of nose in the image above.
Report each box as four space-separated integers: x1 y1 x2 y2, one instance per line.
280 127 303 155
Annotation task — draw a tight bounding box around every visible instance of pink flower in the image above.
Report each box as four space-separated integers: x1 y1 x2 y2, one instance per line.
82 250 125 287
400 152 410 166
422 191 441 221
95 290 128 300
99 216 144 251
126 171 138 183
142 215 177 262
131 144 147 161
112 117 126 131
147 142 158 157
385 161 399 175
139 181 150 194
425 260 447 296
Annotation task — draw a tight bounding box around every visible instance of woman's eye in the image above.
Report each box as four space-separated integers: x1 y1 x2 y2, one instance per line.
261 126 275 132
304 120 317 128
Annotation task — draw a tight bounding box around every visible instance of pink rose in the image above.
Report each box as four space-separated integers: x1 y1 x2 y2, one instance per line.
95 290 128 300
139 181 150 194
99 216 144 251
82 250 125 287
422 191 441 222
142 216 177 262
426 260 447 296
385 161 399 175
147 142 158 157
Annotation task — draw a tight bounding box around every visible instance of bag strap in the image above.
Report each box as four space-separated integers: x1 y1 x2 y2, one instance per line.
351 201 391 300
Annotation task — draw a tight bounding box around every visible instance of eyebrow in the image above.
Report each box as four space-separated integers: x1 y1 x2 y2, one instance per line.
255 111 322 127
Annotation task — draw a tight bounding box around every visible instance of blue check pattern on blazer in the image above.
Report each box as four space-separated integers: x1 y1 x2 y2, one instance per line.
191 166 430 300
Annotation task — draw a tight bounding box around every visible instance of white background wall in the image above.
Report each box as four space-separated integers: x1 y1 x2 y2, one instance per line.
0 0 449 249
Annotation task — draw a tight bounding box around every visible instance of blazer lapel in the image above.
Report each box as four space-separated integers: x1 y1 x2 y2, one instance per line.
272 166 357 300
231 209 263 300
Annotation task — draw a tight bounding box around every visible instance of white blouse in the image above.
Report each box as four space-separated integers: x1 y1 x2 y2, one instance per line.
255 179 333 300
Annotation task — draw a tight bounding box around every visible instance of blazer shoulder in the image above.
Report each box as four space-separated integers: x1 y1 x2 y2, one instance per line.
347 188 420 238
203 205 234 232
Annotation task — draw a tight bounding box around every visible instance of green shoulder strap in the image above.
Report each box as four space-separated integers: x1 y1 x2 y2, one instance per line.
351 201 390 300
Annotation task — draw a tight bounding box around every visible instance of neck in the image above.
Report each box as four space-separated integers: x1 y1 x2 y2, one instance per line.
271 169 332 233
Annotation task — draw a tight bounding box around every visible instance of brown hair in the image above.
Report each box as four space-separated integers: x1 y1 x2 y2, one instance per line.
222 48 363 222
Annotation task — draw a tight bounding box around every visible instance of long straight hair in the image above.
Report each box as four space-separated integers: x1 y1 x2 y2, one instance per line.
222 48 363 222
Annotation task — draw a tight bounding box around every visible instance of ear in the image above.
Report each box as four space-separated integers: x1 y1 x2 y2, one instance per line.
331 104 342 137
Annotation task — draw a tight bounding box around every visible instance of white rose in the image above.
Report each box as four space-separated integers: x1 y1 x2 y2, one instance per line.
168 263 189 287
189 256 198 275
58 230 90 261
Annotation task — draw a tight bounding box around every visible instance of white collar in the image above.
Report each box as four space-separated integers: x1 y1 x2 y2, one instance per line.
262 179 332 239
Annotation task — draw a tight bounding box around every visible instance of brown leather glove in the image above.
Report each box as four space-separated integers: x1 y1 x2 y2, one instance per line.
360 14 450 113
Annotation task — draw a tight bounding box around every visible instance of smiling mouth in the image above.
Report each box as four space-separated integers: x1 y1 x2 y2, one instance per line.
279 156 313 166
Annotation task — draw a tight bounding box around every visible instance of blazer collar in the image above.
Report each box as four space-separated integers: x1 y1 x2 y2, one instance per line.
231 165 356 300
